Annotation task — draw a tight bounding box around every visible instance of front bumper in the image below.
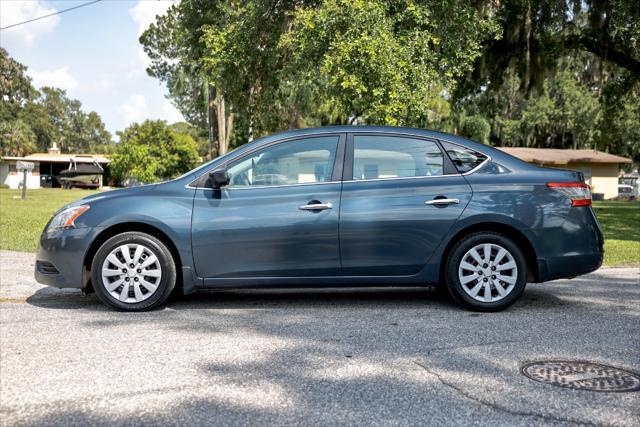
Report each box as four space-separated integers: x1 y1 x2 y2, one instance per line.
34 227 104 289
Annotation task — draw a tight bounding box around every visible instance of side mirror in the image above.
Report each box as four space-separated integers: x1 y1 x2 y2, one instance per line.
209 169 230 188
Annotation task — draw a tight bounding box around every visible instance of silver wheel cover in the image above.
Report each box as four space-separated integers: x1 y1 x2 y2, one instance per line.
101 244 162 303
458 243 518 303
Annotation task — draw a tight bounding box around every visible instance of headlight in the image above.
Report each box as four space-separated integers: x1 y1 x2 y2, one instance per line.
46 205 90 232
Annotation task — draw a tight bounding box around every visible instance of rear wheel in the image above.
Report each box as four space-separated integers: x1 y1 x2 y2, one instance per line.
444 232 527 311
91 232 176 311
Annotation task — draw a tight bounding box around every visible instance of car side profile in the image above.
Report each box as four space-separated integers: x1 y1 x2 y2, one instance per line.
35 126 604 312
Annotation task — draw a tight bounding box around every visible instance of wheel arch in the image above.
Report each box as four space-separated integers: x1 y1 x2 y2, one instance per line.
83 222 184 292
439 222 540 283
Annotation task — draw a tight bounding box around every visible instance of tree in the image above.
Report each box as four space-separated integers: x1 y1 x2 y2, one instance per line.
25 87 112 153
143 0 500 146
0 47 37 121
0 120 36 157
458 115 491 145
170 121 210 159
460 0 640 97
283 0 499 127
141 1 223 156
1 49 113 155
110 120 199 184
109 143 157 184
140 0 639 163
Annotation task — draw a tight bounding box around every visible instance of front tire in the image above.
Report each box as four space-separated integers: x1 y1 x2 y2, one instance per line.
444 232 527 312
91 232 176 311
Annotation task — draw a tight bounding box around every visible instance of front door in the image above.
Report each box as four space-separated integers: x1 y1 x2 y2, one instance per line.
192 134 345 278
339 133 472 276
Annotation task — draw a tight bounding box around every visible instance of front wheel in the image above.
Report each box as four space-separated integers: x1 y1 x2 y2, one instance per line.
444 232 527 312
91 232 176 311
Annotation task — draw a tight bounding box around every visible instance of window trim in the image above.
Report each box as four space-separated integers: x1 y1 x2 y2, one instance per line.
344 132 461 183
187 130 491 189
188 133 346 190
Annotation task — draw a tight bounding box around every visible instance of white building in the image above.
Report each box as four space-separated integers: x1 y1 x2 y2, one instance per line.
1 146 109 189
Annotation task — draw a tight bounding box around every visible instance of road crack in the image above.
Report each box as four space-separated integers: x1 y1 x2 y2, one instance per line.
414 361 610 427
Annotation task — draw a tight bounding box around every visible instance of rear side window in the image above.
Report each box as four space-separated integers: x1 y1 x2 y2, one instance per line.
352 135 444 180
441 141 488 173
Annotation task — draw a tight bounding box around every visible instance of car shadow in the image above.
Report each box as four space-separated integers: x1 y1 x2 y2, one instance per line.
24 284 571 313
25 286 109 311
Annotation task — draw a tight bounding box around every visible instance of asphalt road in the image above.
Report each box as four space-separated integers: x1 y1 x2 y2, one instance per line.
1 250 639 427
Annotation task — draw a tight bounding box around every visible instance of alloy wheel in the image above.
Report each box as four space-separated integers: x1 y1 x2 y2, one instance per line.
458 243 518 303
101 244 162 303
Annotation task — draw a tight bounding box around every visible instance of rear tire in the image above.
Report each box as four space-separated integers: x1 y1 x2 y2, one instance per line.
444 232 527 312
91 232 176 311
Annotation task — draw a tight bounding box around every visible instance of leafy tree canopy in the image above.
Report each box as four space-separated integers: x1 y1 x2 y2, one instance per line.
140 0 640 164
110 120 199 185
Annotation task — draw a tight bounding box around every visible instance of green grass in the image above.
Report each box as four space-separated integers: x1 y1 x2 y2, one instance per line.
0 188 100 252
592 200 640 267
1 189 638 267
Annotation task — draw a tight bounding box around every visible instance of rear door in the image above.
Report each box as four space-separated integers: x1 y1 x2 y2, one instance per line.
339 133 472 276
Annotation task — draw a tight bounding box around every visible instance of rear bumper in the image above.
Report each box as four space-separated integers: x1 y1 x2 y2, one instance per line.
531 206 604 282
537 252 603 282
34 227 103 289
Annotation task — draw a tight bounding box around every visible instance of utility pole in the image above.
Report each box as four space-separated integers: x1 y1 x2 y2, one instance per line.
21 169 27 199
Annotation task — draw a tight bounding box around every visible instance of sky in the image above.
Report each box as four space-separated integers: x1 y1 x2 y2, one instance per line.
0 0 183 140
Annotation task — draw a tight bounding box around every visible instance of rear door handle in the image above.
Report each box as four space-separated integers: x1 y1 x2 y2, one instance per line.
299 202 333 211
425 198 459 206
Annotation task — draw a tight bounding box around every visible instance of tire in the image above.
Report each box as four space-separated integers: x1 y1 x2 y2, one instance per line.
91 232 176 311
444 232 527 312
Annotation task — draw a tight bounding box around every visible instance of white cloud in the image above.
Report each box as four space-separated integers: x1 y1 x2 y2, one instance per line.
95 77 113 91
129 0 176 37
0 0 60 45
118 93 149 125
128 1 177 76
161 99 184 124
28 66 78 91
117 93 183 127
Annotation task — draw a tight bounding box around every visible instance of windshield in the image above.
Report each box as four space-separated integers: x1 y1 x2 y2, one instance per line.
175 144 246 180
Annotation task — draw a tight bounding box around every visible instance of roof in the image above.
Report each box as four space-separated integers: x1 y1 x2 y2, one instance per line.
497 147 632 165
2 153 110 164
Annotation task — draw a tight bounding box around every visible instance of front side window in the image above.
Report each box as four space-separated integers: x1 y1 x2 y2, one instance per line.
441 141 488 173
352 135 444 180
227 136 339 188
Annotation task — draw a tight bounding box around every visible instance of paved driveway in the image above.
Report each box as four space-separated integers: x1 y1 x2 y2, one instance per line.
1 250 639 426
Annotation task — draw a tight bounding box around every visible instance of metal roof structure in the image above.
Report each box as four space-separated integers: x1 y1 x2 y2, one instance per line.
497 147 632 165
2 153 110 164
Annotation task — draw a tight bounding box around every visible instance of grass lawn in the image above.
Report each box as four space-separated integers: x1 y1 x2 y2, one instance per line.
1 188 638 267
592 200 640 267
0 188 99 252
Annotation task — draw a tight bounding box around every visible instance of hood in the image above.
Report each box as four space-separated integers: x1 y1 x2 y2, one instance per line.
63 184 157 209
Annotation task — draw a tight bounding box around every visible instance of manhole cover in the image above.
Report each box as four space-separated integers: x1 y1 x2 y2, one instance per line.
521 360 640 392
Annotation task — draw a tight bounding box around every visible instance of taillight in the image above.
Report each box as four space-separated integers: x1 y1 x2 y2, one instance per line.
547 182 592 207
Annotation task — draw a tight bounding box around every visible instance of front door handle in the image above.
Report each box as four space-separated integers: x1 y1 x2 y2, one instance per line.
425 198 459 206
299 202 333 211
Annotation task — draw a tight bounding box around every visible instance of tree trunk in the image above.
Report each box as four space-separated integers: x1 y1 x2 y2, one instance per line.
524 2 532 92
216 93 227 155
207 84 219 159
225 112 234 151
247 114 254 142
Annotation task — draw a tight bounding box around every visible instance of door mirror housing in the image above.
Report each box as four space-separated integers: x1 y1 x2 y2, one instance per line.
209 169 230 188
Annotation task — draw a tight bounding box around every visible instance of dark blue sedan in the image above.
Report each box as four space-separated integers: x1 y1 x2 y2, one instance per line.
35 126 603 311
